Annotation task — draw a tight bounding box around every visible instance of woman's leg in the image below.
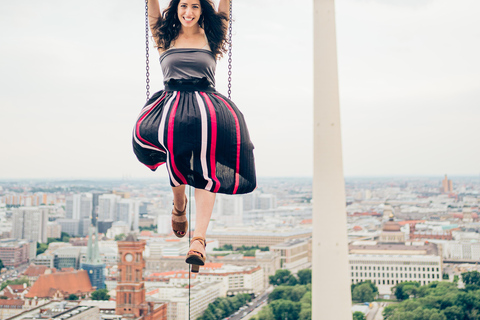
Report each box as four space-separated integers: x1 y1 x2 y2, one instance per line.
171 185 187 236
172 185 186 211
189 188 216 254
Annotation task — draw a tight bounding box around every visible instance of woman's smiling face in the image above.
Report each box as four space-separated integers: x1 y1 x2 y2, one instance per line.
177 0 202 28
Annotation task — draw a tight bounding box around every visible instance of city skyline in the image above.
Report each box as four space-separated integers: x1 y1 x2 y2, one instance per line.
1 0 479 179
1 174 479 319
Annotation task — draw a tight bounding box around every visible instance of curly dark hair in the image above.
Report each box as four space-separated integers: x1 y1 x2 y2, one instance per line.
153 0 229 59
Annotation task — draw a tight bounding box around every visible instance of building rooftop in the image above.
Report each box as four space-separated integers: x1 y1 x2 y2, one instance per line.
0 299 24 307
23 264 53 277
25 270 93 298
271 238 310 249
5 301 82 320
198 265 261 275
349 241 439 256
208 227 311 237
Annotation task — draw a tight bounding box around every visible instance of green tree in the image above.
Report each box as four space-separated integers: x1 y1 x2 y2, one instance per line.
382 281 470 319
453 275 459 284
287 275 298 286
461 271 480 286
139 224 157 232
91 289 110 301
114 234 125 241
352 283 374 302
198 293 251 320
403 283 421 299
269 299 301 320
383 304 397 319
47 237 61 244
269 269 297 286
353 311 366 320
290 286 307 302
299 307 311 320
297 269 312 285
60 232 71 242
252 306 275 320
0 259 4 270
221 298 234 316
351 280 378 298
392 281 420 300
36 242 48 255
269 285 310 302
67 294 79 300
300 291 311 306
200 308 215 320
443 306 464 320
0 277 30 291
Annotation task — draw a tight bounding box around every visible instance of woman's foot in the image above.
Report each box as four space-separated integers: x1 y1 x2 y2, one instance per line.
186 237 206 272
172 196 188 238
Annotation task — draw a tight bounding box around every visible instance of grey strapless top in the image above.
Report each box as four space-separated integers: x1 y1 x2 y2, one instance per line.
160 48 216 87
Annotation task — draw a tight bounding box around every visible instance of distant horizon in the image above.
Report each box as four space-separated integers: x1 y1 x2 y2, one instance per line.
1 173 479 182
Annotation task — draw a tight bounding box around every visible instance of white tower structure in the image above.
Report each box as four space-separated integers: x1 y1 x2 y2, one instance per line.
313 0 352 319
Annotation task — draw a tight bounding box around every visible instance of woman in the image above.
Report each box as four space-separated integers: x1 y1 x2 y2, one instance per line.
133 0 256 272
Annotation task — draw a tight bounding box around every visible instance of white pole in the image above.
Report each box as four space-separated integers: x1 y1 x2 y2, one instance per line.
312 0 352 319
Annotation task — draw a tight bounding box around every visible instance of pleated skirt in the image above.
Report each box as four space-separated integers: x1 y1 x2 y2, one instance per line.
132 85 256 195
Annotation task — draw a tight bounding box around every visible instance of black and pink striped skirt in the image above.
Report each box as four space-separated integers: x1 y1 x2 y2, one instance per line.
132 82 256 195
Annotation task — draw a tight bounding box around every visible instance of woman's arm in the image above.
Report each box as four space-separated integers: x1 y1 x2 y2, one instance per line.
148 0 162 43
217 0 230 17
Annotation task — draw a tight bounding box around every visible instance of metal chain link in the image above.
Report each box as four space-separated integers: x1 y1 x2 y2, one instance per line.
227 0 233 99
145 0 151 101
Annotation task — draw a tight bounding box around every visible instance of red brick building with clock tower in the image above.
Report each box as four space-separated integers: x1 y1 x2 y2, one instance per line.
116 233 167 320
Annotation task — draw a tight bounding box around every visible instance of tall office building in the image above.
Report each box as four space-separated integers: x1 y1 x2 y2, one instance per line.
116 199 140 231
65 194 93 220
216 195 243 226
55 218 90 237
98 194 121 221
12 207 48 243
256 194 277 210
441 174 453 193
242 192 257 211
91 191 103 225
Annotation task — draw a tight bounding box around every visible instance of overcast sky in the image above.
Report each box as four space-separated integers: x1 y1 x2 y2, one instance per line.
1 0 479 180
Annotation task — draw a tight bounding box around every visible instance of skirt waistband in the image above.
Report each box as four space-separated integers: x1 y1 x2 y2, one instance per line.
164 78 216 93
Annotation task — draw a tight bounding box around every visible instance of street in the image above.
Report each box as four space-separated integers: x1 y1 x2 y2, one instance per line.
225 289 270 320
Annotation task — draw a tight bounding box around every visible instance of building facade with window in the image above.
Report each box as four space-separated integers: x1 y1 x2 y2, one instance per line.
271 238 311 271
349 254 442 296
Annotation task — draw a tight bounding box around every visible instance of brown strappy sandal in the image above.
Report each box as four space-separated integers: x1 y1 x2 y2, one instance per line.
185 237 206 273
172 196 188 238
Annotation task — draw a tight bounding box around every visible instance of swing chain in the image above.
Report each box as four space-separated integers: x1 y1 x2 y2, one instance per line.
145 0 151 101
227 0 233 99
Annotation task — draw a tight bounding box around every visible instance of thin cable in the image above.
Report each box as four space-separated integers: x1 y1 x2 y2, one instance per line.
227 0 233 99
145 0 151 100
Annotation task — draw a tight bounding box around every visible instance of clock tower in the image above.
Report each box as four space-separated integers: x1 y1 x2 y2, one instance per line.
116 233 150 318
